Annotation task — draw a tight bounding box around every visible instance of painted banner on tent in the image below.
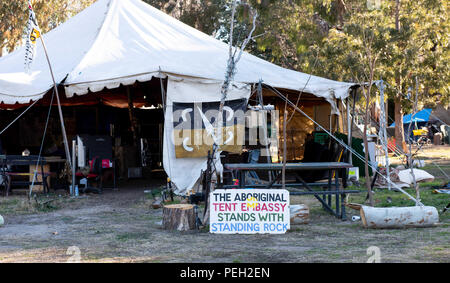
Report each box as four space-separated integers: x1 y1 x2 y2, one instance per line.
210 189 290 234
172 98 247 158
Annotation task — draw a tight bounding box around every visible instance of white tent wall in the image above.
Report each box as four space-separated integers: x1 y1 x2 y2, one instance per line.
163 77 251 194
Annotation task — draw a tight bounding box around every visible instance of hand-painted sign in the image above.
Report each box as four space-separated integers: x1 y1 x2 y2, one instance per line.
210 189 290 234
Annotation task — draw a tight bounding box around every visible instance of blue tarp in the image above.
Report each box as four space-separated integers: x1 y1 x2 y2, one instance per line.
390 108 433 127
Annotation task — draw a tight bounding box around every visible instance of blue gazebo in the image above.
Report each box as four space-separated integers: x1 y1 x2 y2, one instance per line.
390 108 434 142
390 108 433 127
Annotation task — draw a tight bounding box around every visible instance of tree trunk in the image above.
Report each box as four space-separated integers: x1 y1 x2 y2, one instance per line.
395 0 400 31
394 95 406 152
359 205 439 229
290 204 309 224
162 204 196 231
362 93 374 206
336 0 347 27
393 0 406 153
362 60 376 207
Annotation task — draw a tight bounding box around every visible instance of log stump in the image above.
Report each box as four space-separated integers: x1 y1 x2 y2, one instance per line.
290 204 309 225
162 204 196 231
359 205 439 229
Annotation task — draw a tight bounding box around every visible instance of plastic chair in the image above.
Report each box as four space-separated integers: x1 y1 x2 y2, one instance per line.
76 157 102 194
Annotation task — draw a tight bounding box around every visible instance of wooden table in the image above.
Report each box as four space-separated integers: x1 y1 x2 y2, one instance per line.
37 156 66 192
0 155 67 195
223 162 361 220
0 155 49 195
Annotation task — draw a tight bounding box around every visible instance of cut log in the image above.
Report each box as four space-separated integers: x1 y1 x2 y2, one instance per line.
290 204 309 225
359 205 439 229
162 204 196 231
151 199 163 209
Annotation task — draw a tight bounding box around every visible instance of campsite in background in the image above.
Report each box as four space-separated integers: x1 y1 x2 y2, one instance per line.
0 0 448 266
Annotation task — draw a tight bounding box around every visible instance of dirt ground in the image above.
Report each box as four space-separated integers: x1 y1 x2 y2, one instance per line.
0 146 449 263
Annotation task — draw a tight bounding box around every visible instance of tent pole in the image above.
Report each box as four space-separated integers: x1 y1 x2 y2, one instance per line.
72 140 76 196
257 81 272 182
350 89 357 165
126 85 138 147
39 36 72 169
378 80 391 191
347 97 352 164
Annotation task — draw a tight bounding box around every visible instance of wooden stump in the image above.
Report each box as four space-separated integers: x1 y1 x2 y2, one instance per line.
290 204 309 224
151 199 163 209
162 204 196 231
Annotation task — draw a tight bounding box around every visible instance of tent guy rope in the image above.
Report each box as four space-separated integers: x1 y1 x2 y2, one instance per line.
29 89 55 199
25 1 72 168
0 100 39 136
265 84 424 206
38 35 72 169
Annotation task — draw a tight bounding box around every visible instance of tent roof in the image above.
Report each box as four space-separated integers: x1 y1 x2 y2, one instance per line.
390 108 433 127
0 0 357 105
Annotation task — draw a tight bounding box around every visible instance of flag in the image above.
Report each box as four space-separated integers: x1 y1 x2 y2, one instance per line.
24 1 41 72
172 99 247 158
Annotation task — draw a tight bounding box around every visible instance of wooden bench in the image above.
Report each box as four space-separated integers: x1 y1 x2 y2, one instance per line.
0 155 50 196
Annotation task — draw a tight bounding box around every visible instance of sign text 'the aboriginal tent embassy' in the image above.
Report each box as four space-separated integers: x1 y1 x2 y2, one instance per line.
210 190 290 234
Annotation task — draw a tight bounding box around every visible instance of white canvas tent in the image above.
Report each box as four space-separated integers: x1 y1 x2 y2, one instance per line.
0 0 356 105
0 0 358 194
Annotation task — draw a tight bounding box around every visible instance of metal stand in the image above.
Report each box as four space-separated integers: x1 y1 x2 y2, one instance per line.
201 150 217 218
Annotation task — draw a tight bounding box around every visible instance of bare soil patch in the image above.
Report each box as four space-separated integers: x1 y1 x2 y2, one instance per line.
0 148 448 263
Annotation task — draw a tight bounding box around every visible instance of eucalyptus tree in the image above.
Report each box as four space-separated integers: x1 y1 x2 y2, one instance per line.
0 0 95 56
312 0 449 150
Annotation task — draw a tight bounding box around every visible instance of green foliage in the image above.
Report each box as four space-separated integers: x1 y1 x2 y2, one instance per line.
1 0 448 108
143 0 226 36
311 0 449 107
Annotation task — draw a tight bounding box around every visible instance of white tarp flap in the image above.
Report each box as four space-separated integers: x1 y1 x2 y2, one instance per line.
163 77 251 195
398 169 435 184
0 0 356 105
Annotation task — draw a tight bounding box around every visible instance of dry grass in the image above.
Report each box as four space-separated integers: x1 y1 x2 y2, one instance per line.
0 193 81 216
0 146 448 263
